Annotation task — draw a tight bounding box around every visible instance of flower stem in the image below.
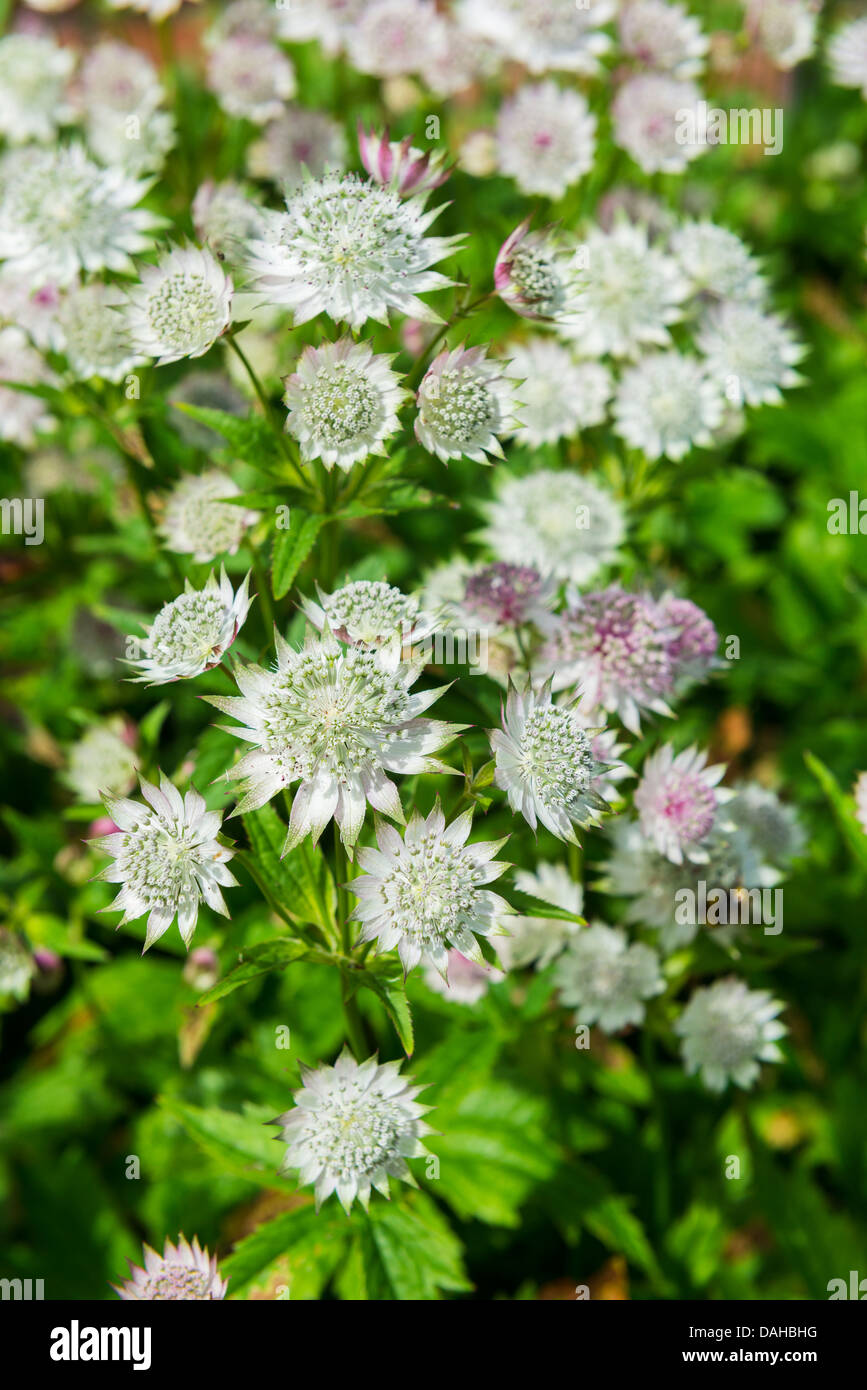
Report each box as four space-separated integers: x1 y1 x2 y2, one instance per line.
225 333 309 492
405 290 496 390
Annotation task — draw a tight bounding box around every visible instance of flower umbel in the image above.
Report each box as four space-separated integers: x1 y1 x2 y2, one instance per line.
675 977 786 1092
415 343 517 464
283 336 408 471
126 568 253 685
124 244 233 366
555 924 665 1031
113 1235 227 1300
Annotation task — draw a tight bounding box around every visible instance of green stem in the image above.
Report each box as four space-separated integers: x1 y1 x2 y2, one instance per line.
641 1026 671 1234
340 981 368 1061
225 334 309 492
248 543 275 645
406 290 496 390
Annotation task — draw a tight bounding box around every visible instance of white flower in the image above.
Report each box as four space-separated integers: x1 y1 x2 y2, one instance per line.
92 774 238 950
494 220 588 327
74 40 164 118
458 0 614 76
127 568 253 685
300 580 436 649
0 269 64 352
275 0 365 56
192 180 266 264
415 343 517 464
496 81 597 199
727 783 805 868
555 924 664 1031
490 679 610 843
635 744 729 864
159 472 259 563
669 221 766 301
205 0 278 45
479 469 625 587
65 719 139 804
0 327 55 446
274 1049 434 1212
346 0 445 77
0 33 75 145
507 339 612 446
113 1235 227 1301
828 16 867 97
207 624 463 855
86 109 177 178
749 0 819 70
0 930 35 1003
207 36 296 125
247 107 347 187
612 352 724 461
283 336 407 471
619 1 709 77
458 562 557 635
246 172 461 329
612 74 706 175
58 283 147 384
350 804 510 975
696 301 806 406
502 862 583 970
124 245 233 366
675 978 786 1092
0 144 160 288
423 948 503 1003
558 222 689 358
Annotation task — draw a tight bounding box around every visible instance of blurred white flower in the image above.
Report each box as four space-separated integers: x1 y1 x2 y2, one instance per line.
558 221 688 357
669 221 766 301
127 568 252 685
696 301 806 406
0 931 35 1003
480 469 625 588
73 40 164 118
828 16 867 97
748 0 819 70
276 0 365 56
284 336 407 471
58 283 146 384
207 36 296 125
726 783 806 868
107 0 201 19
496 81 597 198
423 948 504 1003
64 719 139 804
635 744 730 864
507 339 612 446
619 0 709 77
0 327 55 446
159 472 259 563
555 924 665 1031
247 107 347 187
458 0 613 76
612 73 706 174
125 245 233 366
0 270 64 352
612 351 724 460
676 978 786 1091
192 180 266 264
346 0 445 77
0 33 75 145
501 863 583 970
86 109 177 178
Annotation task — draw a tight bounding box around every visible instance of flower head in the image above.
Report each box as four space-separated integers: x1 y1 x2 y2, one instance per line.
207 36 296 125
86 109 176 178
496 81 597 199
558 221 688 357
415 343 516 464
675 978 786 1092
696 301 806 406
635 744 729 864
124 245 233 367
247 107 347 187
612 352 723 460
159 472 259 563
669 220 765 301
501 862 583 970
749 0 818 70
658 593 719 689
461 562 556 632
726 783 805 868
619 1 709 77
423 948 503 1004
275 1050 434 1212
276 0 365 57
508 339 612 446
0 269 64 352
301 580 435 649
58 283 146 384
358 125 452 196
351 804 510 975
490 679 610 843
828 16 867 97
0 33 75 145
192 180 266 264
555 924 664 1031
284 336 407 471
113 1235 227 1300
107 0 200 18
73 39 164 118
246 172 461 329
207 624 463 855
346 0 445 77
494 220 587 325
0 327 55 445
612 74 706 175
479 469 625 587
0 144 160 288
126 568 252 685
459 0 613 76
65 718 139 804
92 775 238 950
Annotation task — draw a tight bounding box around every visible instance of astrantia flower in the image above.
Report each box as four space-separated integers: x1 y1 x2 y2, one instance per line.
669 221 765 301
619 0 709 77
206 0 278 45
358 125 451 196
635 744 729 864
124 245 233 367
275 0 365 56
65 719 139 804
86 109 177 178
558 222 688 357
612 74 706 175
555 924 665 1031
0 270 64 352
480 470 625 588
92 775 238 950
58 283 146 384
496 82 597 199
494 220 587 325
423 948 503 1004
301 580 435 649
0 327 55 445
675 978 786 1092
0 930 35 1003
246 172 461 329
207 625 463 855
544 587 676 733
0 144 160 287
0 33 75 145
247 107 347 187
490 679 610 843
113 1236 227 1301
507 339 612 445
612 352 724 461
346 0 445 77
274 1049 434 1211
73 40 164 118
159 472 259 563
283 337 407 471
696 301 806 406
828 16 867 97
461 562 556 632
658 593 719 688
749 0 819 70
127 568 252 685
500 862 583 970
727 783 805 868
350 805 510 975
207 36 296 125
459 0 614 76
192 180 266 264
415 343 517 464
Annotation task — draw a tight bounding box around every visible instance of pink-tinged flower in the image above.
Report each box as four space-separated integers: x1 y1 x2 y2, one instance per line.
635 743 730 864
183 946 220 993
206 35 296 126
358 124 452 196
658 593 719 689
423 948 503 1004
462 563 556 631
544 587 679 735
619 0 709 78
113 1235 227 1300
612 73 706 175
247 107 347 187
346 0 446 77
494 221 586 325
125 568 253 685
496 81 597 199
415 342 517 464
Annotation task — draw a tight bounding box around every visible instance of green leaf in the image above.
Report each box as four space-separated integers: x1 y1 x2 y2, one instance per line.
508 891 586 925
271 511 325 599
160 1098 288 1190
221 1203 349 1299
242 804 336 935
355 963 415 1056
805 752 867 872
336 1191 471 1300
197 938 313 1005
173 403 279 468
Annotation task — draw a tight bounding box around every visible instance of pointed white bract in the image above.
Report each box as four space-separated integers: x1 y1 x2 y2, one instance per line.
496 81 597 198
696 301 806 406
126 568 252 685
274 1049 435 1212
283 337 408 472
490 679 611 844
92 775 238 951
112 1234 227 1300
612 351 724 461
507 339 612 446
675 978 786 1092
207 624 463 855
124 244 233 367
0 33 76 145
350 803 510 976
357 124 452 196
555 923 665 1031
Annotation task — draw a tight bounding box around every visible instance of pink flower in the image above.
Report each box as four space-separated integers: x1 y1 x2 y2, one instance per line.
357 124 451 195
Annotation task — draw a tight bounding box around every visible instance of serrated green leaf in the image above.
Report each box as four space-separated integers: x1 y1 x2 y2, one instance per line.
271 511 325 599
197 938 312 1005
160 1098 288 1189
805 752 867 872
242 804 336 936
356 965 414 1055
335 1191 471 1300
221 1203 349 1298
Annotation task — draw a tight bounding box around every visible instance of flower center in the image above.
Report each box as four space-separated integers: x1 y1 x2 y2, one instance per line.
421 369 496 446
519 707 595 809
303 364 380 444
149 591 227 666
